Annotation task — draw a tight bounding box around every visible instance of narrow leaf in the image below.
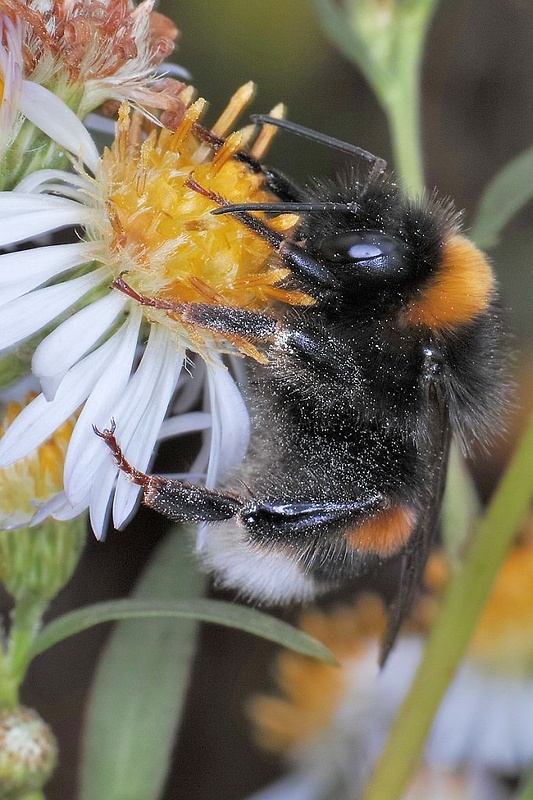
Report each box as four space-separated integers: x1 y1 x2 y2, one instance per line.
470 145 533 249
31 597 335 664
79 528 205 800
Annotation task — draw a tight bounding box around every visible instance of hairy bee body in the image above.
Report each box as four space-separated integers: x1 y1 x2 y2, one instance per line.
99 125 510 654
199 170 509 625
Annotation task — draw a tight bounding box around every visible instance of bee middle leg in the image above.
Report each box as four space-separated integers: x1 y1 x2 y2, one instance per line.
113 276 343 371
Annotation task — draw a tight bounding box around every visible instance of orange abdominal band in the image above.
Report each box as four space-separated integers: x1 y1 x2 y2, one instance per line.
345 506 417 556
402 235 495 331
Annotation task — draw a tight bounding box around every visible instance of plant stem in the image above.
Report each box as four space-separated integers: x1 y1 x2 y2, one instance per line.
518 769 533 800
381 77 424 194
362 413 533 800
3 597 46 705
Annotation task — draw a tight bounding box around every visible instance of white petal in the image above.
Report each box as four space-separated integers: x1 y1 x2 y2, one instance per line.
206 355 250 487
84 112 116 139
89 460 118 539
32 491 87 524
427 667 533 773
245 771 331 800
0 194 89 245
19 81 100 174
32 291 128 399
158 411 211 440
15 169 90 194
0 266 108 351
0 331 124 466
63 310 142 506
0 509 33 529
171 357 206 414
0 241 96 307
156 62 192 81
111 326 183 528
0 192 76 211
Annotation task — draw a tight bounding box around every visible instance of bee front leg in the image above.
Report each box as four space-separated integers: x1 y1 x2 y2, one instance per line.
95 424 244 522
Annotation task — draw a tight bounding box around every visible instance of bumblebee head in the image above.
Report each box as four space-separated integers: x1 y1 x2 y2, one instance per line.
293 175 449 313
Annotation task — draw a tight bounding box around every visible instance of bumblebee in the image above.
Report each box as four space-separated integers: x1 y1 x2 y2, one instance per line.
98 116 509 656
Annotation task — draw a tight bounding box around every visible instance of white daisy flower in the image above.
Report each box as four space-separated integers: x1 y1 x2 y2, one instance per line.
0 395 88 607
1 0 187 115
0 1 188 188
0 394 75 530
0 13 99 182
0 89 310 538
247 537 533 800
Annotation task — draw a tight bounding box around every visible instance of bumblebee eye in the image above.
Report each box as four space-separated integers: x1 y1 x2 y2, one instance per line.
318 230 405 279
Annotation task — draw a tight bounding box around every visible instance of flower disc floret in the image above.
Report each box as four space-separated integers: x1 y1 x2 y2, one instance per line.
94 100 310 357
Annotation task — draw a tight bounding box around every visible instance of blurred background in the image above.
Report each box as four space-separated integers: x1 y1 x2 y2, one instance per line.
24 1 533 797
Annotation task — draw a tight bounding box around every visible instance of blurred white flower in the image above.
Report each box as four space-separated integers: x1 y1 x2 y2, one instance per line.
0 1 188 188
247 536 533 800
0 0 187 115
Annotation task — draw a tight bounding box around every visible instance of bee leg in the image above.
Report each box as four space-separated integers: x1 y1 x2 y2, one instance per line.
238 497 384 539
112 276 278 342
274 327 358 375
116 272 343 368
94 423 244 521
185 177 339 289
114 275 344 364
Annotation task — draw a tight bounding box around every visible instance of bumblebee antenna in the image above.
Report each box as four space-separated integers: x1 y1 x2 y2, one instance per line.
212 201 358 216
250 115 387 173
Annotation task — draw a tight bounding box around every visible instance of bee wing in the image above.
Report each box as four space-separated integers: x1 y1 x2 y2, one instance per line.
380 383 452 665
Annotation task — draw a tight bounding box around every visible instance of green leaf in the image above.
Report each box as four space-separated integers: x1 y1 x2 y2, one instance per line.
31 598 335 664
78 528 205 800
470 145 533 250
518 769 533 800
441 443 480 563
42 525 333 799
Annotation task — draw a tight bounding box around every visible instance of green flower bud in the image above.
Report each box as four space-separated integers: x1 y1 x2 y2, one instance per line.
0 517 86 606
0 707 57 800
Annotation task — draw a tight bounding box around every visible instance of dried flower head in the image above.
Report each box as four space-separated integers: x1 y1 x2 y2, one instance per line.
1 0 184 115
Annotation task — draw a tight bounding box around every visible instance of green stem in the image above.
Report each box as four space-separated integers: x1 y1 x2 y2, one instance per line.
0 658 18 710
519 770 533 800
374 2 434 194
362 413 533 800
381 76 424 194
313 0 435 193
3 597 46 705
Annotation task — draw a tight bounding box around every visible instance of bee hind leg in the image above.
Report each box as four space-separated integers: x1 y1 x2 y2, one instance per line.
94 423 244 522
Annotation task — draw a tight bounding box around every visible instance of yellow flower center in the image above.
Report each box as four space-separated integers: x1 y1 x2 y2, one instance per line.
96 88 313 358
469 527 533 675
424 543 533 677
0 400 74 524
249 597 386 753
